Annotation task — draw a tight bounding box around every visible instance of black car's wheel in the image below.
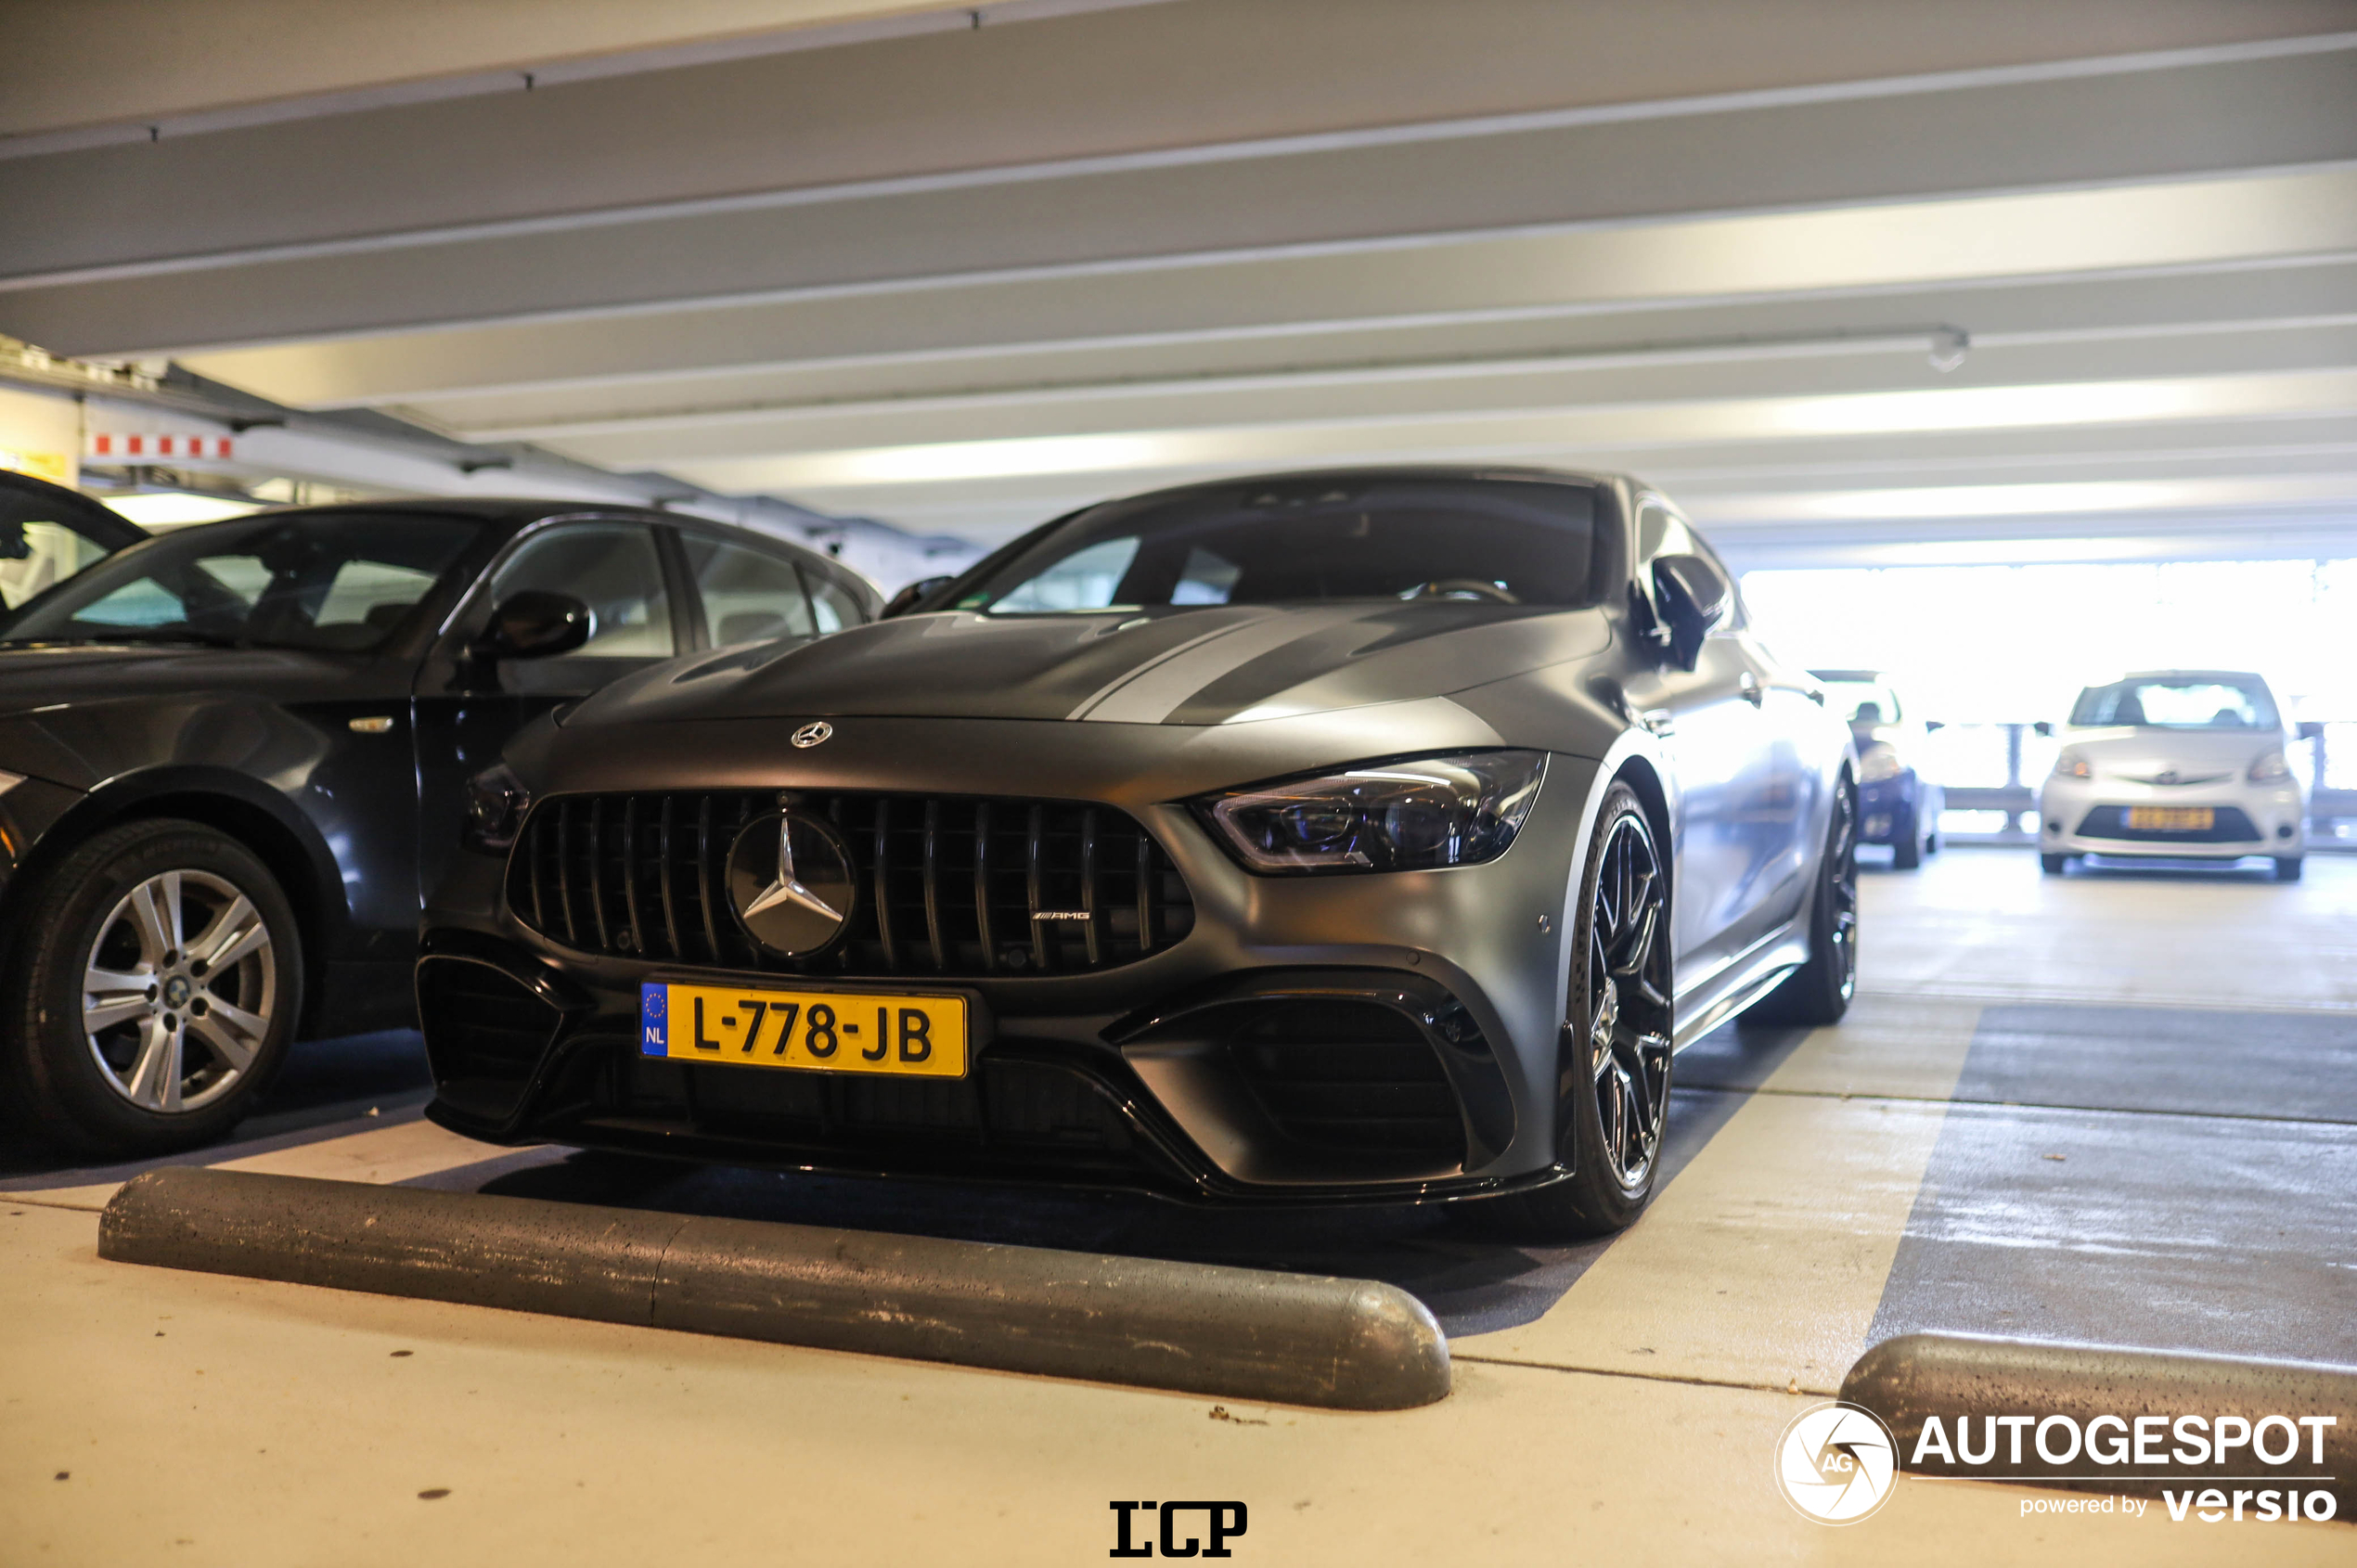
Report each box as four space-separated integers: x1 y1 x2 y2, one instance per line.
1742 774 1859 1028
1890 805 1922 869
4 819 302 1156
1483 782 1673 1239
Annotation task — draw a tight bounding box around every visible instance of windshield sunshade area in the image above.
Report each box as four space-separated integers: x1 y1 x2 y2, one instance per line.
2067 675 2281 730
958 475 1603 615
0 511 483 653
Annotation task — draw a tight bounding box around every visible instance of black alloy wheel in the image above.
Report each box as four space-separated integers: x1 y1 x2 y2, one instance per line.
1743 774 1859 1027
3 819 303 1156
1478 780 1672 1239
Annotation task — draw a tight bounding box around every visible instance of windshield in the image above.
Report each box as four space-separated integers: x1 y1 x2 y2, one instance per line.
956 476 1602 614
2068 676 2280 730
0 511 483 652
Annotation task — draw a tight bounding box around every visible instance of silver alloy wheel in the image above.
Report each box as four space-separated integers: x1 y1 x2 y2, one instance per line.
80 868 277 1114
1584 810 1673 1192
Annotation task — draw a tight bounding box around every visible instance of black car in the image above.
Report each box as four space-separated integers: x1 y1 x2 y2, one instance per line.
0 491 877 1154
0 468 148 610
418 468 1855 1236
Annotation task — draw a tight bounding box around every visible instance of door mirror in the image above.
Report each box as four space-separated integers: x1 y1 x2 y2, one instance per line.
2297 720 2325 741
2032 721 2054 738
1650 554 1729 670
1925 719 1946 731
477 590 591 660
881 575 955 619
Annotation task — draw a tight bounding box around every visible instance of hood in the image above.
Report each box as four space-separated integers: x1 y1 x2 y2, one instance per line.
569 602 1613 729
2058 725 2289 782
0 642 346 716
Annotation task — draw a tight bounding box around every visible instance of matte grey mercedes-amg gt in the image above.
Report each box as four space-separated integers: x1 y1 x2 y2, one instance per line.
418 469 1858 1235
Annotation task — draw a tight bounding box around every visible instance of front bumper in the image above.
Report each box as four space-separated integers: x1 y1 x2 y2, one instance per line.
417 717 1603 1203
2038 774 2305 860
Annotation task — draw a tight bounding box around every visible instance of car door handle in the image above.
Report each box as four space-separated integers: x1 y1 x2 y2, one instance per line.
1738 672 1764 706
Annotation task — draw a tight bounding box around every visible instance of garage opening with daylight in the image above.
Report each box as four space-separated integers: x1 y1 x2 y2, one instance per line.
2 3 2353 1562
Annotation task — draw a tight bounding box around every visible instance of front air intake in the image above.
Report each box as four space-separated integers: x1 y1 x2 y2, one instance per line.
1226 999 1467 1163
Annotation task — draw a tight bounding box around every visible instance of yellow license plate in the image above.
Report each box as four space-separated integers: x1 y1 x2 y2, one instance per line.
639 982 968 1078
2127 806 2214 831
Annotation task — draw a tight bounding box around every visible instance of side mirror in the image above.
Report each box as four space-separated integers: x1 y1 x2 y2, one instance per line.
2032 721 2054 738
477 590 591 660
1925 720 1946 732
2297 720 2325 741
1649 554 1729 671
880 574 955 619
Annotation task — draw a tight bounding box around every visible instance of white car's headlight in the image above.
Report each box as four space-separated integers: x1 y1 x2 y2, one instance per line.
2248 750 2292 783
1857 742 1904 783
2054 751 2093 779
1199 751 1545 875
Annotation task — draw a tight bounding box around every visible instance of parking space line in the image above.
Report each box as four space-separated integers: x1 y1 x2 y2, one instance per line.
213 1116 531 1188
1452 996 1983 1394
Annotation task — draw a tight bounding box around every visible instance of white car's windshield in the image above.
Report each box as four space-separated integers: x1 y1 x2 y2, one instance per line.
2068 676 2279 730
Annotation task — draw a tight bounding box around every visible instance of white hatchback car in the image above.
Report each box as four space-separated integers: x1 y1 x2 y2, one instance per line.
2039 670 2308 880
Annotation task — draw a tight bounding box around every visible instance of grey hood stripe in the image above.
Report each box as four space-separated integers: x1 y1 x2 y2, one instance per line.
1075 605 1390 725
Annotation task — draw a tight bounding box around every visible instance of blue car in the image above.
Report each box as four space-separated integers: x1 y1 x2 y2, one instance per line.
1811 669 1945 869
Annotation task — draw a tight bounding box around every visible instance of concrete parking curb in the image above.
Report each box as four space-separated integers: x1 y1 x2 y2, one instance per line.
1843 1333 2355 1518
97 1166 1451 1411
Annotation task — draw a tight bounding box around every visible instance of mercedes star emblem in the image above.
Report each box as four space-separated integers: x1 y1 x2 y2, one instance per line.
726 812 856 956
792 721 834 749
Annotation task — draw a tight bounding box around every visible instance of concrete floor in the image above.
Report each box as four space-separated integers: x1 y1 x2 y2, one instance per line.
5 847 2352 1563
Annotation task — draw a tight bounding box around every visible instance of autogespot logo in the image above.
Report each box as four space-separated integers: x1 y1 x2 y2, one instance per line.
1776 1402 1900 1524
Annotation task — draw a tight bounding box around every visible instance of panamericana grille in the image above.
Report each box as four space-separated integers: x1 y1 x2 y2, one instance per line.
507 790 1193 976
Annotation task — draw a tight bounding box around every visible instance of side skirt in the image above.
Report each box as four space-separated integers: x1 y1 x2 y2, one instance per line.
1669 932 1809 1050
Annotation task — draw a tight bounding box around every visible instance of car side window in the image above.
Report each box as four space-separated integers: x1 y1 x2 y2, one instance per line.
683 533 816 646
0 518 115 610
1637 502 1676 564
804 569 867 633
485 522 674 659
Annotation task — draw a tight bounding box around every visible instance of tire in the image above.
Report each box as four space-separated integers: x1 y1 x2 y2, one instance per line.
2041 853 2068 876
3 819 303 1156
1741 774 1859 1028
1890 807 1922 870
1478 781 1673 1239
2275 856 2303 882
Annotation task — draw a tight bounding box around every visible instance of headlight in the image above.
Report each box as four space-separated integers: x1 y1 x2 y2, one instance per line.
463 763 532 853
1198 751 1545 875
1857 742 1904 783
2054 751 2093 780
2248 750 2292 783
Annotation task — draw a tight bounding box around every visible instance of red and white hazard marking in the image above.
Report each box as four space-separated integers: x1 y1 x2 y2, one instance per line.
88 432 235 459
